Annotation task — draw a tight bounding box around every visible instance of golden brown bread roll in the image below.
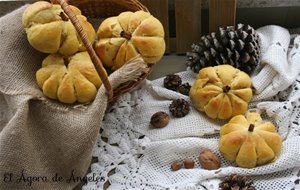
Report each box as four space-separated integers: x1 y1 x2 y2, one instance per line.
95 11 165 70
219 112 282 168
36 52 105 104
189 64 253 120
22 1 95 55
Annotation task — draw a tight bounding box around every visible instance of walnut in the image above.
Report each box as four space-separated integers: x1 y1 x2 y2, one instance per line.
199 149 221 170
150 111 170 128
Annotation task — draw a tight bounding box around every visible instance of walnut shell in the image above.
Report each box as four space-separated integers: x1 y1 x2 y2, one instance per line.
150 111 169 128
199 149 221 170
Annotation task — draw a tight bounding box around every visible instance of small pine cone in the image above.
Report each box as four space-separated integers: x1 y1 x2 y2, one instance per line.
164 74 182 91
169 99 190 118
219 173 256 190
178 83 191 96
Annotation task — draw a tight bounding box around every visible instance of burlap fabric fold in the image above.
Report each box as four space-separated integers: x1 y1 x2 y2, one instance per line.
0 5 148 190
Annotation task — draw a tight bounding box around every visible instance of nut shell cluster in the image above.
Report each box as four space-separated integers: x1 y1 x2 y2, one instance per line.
169 99 190 118
164 74 182 91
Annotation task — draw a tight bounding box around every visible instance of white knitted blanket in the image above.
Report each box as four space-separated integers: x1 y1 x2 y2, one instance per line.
83 25 300 190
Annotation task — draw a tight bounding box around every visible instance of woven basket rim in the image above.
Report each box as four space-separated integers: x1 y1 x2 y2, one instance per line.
68 0 149 15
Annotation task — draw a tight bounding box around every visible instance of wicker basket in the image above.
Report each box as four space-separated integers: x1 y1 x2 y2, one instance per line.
53 0 153 103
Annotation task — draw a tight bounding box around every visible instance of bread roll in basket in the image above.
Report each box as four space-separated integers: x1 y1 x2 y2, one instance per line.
51 0 161 103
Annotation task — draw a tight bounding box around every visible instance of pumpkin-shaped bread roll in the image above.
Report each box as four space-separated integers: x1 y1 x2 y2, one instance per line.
36 52 105 104
22 1 95 55
189 64 253 120
219 112 282 168
95 11 165 70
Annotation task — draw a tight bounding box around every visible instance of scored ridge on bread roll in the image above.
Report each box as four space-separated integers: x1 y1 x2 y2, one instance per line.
95 11 166 70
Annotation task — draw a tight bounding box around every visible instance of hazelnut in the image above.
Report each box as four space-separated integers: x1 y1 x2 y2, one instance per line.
199 149 221 170
183 159 195 169
171 160 183 171
150 111 169 128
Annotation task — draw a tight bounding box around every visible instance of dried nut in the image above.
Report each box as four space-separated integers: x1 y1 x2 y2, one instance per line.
171 160 183 171
199 149 221 170
150 111 170 128
183 159 195 169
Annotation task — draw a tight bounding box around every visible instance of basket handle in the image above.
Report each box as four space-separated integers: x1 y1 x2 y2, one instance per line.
55 0 113 101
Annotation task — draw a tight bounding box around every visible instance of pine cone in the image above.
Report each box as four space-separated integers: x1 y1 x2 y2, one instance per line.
169 99 190 117
186 24 261 74
164 74 182 91
178 83 191 96
219 174 256 190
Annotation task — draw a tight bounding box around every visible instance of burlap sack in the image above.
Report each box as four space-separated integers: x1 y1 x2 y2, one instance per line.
0 5 148 190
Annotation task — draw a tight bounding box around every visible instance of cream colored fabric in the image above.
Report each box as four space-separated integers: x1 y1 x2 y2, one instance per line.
251 25 300 101
84 26 300 190
0 5 147 190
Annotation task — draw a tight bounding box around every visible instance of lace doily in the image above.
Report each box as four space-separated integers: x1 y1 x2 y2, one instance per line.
83 26 300 190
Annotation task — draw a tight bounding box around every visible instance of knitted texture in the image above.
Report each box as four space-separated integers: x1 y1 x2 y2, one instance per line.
84 26 300 190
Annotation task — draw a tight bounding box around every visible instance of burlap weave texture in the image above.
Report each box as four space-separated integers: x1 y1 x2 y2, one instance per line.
0 5 148 189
